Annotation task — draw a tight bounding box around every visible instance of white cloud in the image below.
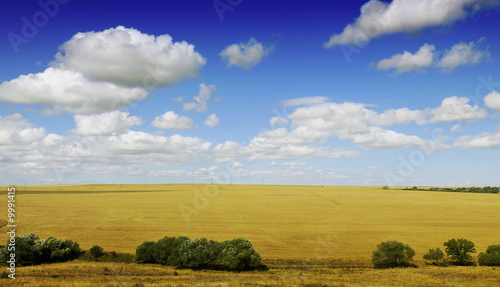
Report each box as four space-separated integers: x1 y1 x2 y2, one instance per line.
376 44 435 73
231 161 244 169
429 96 487 123
324 0 498 48
450 124 464 133
183 83 216 112
0 113 46 146
269 116 289 127
281 96 329 107
282 161 307 170
240 127 361 160
287 100 450 150
0 68 148 114
204 114 220 128
220 38 271 69
438 38 489 72
376 39 489 74
484 90 500 112
173 97 184 103
53 26 206 88
454 128 500 148
73 111 143 135
0 26 207 115
151 111 197 130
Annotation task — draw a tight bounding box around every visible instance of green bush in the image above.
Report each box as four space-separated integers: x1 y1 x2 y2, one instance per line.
135 241 156 263
219 238 262 271
165 236 190 267
90 245 104 258
0 233 80 266
443 238 476 266
478 245 500 266
372 241 415 269
423 248 445 266
136 236 262 271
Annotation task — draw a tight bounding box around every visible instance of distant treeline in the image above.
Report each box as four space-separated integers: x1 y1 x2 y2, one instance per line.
402 186 499 194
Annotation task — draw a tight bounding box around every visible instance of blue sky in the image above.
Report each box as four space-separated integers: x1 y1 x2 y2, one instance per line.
1 0 500 186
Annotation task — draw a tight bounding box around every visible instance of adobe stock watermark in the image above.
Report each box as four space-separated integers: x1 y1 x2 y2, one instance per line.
5 187 17 279
213 0 243 22
7 0 70 54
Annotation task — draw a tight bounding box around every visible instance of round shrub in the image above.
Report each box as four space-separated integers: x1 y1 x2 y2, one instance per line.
372 240 415 269
478 245 500 266
135 241 156 263
90 245 104 258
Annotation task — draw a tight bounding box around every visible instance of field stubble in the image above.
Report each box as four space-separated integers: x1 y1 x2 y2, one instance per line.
1 184 498 261
0 184 499 285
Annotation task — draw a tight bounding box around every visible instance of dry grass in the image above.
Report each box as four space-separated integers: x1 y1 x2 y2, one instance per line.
3 260 500 286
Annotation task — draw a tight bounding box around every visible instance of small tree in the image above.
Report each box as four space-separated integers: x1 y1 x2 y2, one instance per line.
478 245 500 266
135 241 156 263
219 238 262 271
443 238 476 266
372 241 415 269
423 248 445 266
90 245 104 258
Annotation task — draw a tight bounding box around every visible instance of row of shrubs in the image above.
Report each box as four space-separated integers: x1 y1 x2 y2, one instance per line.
428 186 500 193
0 233 81 266
372 238 500 268
3 233 497 270
135 236 263 271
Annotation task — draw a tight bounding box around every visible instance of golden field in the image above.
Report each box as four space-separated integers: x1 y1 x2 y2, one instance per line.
0 184 499 286
1 184 499 261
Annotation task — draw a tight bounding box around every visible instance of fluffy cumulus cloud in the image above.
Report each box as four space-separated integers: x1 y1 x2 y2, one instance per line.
288 102 444 150
269 116 289 127
0 26 206 114
0 68 148 115
438 38 490 72
239 128 361 160
151 111 197 130
283 96 491 150
53 26 206 88
73 111 143 135
0 113 46 146
204 114 220 128
376 44 435 73
220 38 271 69
324 0 498 48
183 83 216 112
484 90 500 112
376 39 489 74
454 127 500 148
429 96 487 123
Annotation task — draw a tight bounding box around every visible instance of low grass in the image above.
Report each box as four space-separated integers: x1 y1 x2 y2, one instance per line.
2 260 500 286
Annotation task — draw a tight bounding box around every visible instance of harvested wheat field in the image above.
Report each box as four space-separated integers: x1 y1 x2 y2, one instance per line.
1 184 499 286
1 184 499 261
